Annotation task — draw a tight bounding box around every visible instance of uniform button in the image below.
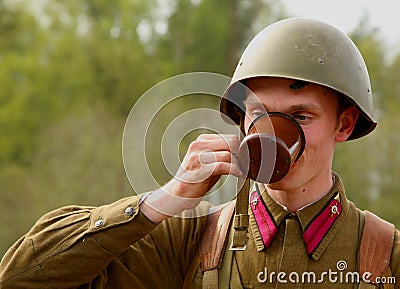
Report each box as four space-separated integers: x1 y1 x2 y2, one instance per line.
95 219 104 227
125 207 135 216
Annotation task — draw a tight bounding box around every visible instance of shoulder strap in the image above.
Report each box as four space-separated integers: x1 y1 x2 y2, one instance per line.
199 201 236 289
183 201 235 289
358 210 395 288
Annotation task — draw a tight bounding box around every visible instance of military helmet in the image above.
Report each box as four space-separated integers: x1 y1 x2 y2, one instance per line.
220 17 376 140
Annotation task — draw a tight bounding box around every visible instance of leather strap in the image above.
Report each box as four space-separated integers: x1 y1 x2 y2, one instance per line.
229 116 251 251
200 201 236 271
200 201 236 289
202 221 236 289
230 178 250 250
359 210 395 285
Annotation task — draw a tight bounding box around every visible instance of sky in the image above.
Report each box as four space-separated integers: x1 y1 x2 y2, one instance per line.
281 0 400 49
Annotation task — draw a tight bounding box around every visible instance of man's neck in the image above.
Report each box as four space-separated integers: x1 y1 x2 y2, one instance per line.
264 172 334 212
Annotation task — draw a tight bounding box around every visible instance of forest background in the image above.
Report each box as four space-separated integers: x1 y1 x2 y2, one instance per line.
1 0 400 256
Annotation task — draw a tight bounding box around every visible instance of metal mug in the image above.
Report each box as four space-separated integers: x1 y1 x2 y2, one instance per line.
238 112 305 183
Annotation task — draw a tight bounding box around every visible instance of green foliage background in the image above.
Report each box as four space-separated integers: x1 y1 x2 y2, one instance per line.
0 0 399 257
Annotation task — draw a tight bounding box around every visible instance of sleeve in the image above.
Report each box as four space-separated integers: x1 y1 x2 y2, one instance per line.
0 195 158 288
0 195 211 289
109 204 211 288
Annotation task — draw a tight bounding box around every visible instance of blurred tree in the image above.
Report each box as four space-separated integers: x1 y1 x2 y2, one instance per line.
0 2 52 164
40 0 159 115
0 0 155 255
157 0 285 76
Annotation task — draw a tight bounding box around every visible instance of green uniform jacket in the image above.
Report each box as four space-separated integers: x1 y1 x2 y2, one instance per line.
0 174 399 288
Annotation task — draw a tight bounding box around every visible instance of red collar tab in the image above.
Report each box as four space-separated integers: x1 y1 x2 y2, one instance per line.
303 194 342 255
250 190 279 249
250 190 342 254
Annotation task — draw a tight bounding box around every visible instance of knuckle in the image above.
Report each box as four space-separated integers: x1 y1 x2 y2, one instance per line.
226 139 240 153
220 151 231 162
196 133 211 141
214 162 228 174
230 135 240 145
188 140 201 152
187 152 200 164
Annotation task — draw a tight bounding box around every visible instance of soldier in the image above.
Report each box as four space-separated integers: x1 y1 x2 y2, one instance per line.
0 17 399 289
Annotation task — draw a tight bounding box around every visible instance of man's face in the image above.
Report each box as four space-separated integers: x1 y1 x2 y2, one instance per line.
243 77 343 191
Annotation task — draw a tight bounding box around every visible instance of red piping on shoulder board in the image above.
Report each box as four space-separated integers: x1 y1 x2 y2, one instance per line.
250 190 279 249
303 196 342 255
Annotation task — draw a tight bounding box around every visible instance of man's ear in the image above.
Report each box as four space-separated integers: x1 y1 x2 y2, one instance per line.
335 106 359 142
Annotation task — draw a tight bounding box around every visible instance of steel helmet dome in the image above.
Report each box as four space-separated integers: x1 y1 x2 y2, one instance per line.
220 17 376 140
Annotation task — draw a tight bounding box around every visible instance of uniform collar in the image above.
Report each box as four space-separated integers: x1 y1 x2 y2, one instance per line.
249 172 349 260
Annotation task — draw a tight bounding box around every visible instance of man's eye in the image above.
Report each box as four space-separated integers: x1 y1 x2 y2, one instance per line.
246 108 266 118
252 110 265 117
293 114 310 122
296 115 307 120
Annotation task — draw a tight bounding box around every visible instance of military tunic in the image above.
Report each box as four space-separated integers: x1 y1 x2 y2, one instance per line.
1 174 399 288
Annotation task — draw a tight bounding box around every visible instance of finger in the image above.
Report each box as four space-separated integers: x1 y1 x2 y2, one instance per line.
210 162 246 179
190 135 240 154
199 151 233 164
196 133 238 141
177 156 245 184
198 134 240 150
